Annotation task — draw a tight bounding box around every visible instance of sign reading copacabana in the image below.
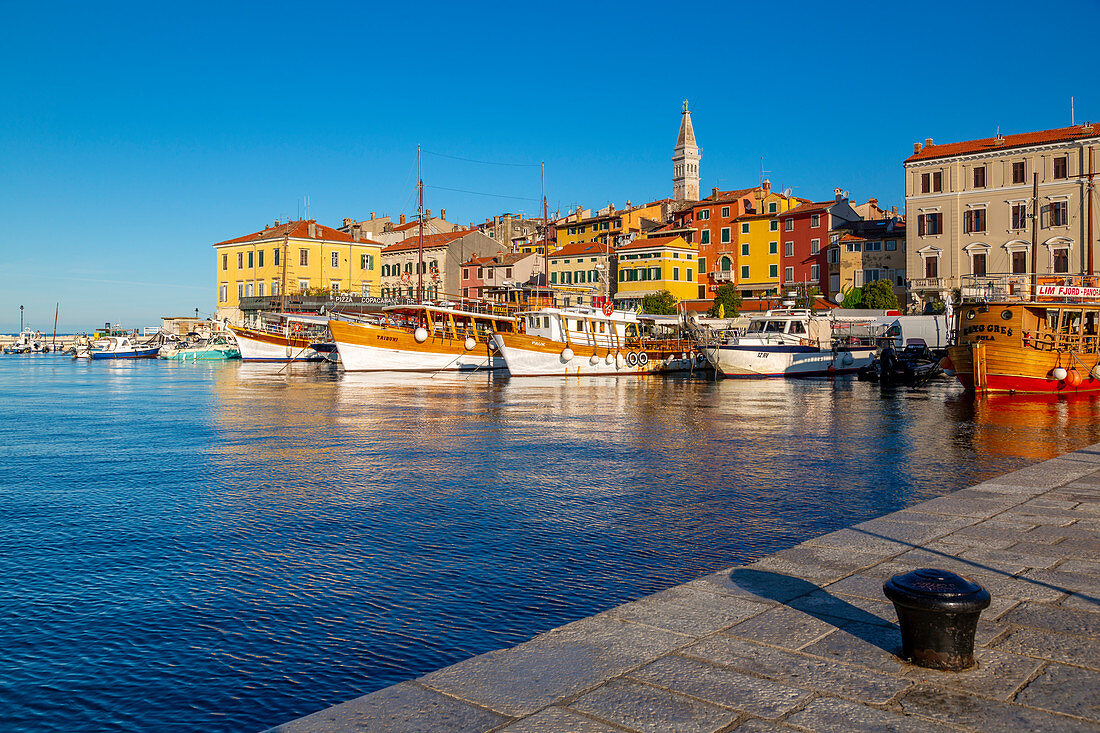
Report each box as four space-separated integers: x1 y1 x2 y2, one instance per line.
1037 285 1100 299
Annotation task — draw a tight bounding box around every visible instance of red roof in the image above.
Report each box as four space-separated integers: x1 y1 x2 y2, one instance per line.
213 219 380 247
780 201 834 218
381 229 479 253
616 235 692 252
688 187 757 208
550 241 610 258
906 124 1100 163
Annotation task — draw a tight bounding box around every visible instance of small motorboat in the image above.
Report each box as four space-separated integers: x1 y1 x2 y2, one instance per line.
860 338 944 386
158 335 240 361
87 336 159 360
3 329 51 354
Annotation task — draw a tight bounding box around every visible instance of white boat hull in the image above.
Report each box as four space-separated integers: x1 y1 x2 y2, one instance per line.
493 335 700 377
232 329 321 362
704 344 875 377
335 339 502 372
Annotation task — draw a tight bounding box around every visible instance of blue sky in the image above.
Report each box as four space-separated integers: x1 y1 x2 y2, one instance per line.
2 0 1097 331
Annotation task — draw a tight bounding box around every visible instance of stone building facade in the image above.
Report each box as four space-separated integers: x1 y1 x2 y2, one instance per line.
904 124 1100 310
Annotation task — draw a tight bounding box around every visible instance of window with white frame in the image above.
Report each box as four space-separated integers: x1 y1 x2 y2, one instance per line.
219 284 227 302
700 230 710 244
784 266 794 282
721 227 731 243
810 214 821 228
784 219 793 231
741 265 749 279
741 222 749 234
784 242 793 257
769 220 778 231
769 241 778 255
769 264 778 278
699 209 710 220
810 264 819 281
721 206 729 217
741 243 749 256
885 240 896 251
810 238 820 255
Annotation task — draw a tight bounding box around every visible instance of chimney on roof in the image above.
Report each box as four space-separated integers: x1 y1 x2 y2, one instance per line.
425 209 431 219
626 200 631 208
834 187 844 201
400 214 406 225
712 186 719 198
914 142 922 154
370 212 375 220
924 138 933 147
763 179 771 195
609 203 615 215
441 208 446 220
891 206 898 216
308 221 317 238
352 224 361 242
343 217 352 227
869 198 878 205
274 219 280 227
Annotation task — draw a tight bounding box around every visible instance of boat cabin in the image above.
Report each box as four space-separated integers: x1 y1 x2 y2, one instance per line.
382 305 517 342
522 307 637 348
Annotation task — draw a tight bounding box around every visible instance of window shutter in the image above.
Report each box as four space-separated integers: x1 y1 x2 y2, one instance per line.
917 214 925 236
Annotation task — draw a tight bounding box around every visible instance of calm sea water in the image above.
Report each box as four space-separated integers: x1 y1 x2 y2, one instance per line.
2 355 1099 732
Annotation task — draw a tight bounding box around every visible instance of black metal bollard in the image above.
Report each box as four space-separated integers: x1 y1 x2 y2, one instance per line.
883 568 990 671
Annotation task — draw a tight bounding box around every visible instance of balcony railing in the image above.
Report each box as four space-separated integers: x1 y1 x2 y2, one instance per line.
960 274 1100 303
909 277 946 291
711 270 735 283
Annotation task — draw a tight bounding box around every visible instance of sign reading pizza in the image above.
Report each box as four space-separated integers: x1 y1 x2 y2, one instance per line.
1037 285 1100 299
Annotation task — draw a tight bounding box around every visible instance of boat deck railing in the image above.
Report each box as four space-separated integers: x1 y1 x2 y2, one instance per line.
961 273 1100 303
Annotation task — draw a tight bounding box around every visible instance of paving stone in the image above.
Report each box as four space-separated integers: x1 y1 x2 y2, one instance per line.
875 510 976 530
804 529 914 556
747 545 886 584
781 696 962 733
898 685 1099 732
914 495 1022 518
1035 537 1100 557
1021 498 1082 510
568 678 738 733
1056 558 1100 575
1061 593 1100 613
787 590 897 628
849 518 955 546
419 618 693 717
997 459 1100 489
629 654 812 719
935 524 1030 550
691 568 818 605
901 648 1042 700
265 681 510 733
889 547 1027 577
968 480 1049 496
798 622 907 674
998 509 1080 527
683 636 911 705
824 573 891 602
1020 568 1100 599
998 601 1100 636
606 585 770 638
1014 662 1100 722
1022 523 1098 543
957 546 1064 571
731 720 798 732
494 707 621 732
994 627 1100 670
724 605 839 651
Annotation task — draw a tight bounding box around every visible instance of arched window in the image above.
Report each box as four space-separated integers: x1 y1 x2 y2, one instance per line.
720 256 732 271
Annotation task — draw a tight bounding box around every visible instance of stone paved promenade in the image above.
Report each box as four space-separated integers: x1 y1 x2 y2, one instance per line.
269 443 1100 732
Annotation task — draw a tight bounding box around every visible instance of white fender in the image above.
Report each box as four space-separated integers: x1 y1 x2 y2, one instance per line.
464 337 476 351
589 354 600 366
414 327 428 343
1052 367 1068 381
561 347 574 362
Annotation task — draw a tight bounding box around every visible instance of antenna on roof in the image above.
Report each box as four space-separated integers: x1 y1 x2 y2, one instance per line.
759 157 771 185
1071 96 1076 125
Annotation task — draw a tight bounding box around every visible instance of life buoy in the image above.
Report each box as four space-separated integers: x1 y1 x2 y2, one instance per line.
637 352 649 366
401 272 411 284
602 302 614 317
695 352 706 366
626 351 638 367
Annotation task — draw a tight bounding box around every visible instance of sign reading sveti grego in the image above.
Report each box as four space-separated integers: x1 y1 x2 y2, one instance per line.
1037 285 1100 299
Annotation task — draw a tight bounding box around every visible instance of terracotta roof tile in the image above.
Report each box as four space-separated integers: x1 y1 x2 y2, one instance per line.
615 235 693 252
381 230 481 253
906 124 1100 163
549 241 611 258
213 219 381 247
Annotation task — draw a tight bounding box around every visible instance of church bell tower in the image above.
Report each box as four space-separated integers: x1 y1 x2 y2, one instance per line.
673 100 700 202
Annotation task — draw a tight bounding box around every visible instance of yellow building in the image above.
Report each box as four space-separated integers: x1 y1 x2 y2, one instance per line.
734 193 801 297
555 200 671 250
613 235 697 309
213 219 382 322
548 241 613 307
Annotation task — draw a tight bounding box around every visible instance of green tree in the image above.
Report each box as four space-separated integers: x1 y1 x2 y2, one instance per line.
640 290 677 315
840 285 863 308
706 284 742 317
860 279 899 310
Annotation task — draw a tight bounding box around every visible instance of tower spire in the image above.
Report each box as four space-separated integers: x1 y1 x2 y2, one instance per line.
673 101 700 202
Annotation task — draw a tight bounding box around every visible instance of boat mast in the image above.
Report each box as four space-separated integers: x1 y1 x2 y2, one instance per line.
1031 172 1039 297
418 145 424 303
280 224 289 315
1088 145 1095 276
542 161 548 306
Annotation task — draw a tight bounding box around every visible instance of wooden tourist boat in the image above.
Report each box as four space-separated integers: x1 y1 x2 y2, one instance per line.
228 313 330 362
491 304 701 377
946 274 1100 394
700 309 876 378
328 304 518 372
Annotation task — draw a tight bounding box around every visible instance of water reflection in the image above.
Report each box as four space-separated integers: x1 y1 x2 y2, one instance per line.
4 357 1100 733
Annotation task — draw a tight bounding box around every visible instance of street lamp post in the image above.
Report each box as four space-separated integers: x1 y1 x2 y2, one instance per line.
20 305 24 333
